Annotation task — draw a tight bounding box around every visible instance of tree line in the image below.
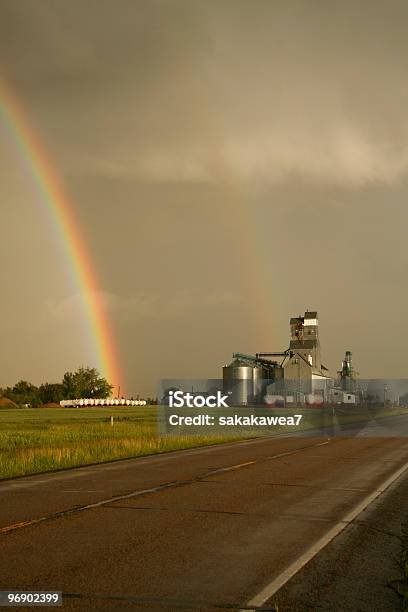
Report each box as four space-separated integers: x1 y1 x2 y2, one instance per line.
0 367 113 407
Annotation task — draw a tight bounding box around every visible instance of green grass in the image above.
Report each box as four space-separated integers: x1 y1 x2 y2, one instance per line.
2 405 408 481
0 406 239 480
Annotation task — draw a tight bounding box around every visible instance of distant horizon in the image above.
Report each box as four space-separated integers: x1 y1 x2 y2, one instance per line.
1 307 408 397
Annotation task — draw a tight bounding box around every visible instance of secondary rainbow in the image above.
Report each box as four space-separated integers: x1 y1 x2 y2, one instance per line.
0 76 123 392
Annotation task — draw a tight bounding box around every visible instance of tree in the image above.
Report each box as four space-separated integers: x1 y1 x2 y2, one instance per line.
62 367 113 399
6 380 41 406
39 383 64 404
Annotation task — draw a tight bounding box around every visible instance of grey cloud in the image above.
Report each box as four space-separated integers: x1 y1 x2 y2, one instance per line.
2 1 408 393
47 290 242 323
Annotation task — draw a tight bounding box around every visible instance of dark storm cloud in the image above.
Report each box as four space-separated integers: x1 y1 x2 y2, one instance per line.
2 0 408 186
1 1 408 392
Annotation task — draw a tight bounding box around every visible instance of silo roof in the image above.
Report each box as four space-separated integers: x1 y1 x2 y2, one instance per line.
229 358 251 367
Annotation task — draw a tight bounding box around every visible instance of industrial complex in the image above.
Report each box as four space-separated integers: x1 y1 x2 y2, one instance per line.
223 310 356 406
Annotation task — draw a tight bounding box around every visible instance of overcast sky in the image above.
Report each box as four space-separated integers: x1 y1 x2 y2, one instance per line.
1 0 408 395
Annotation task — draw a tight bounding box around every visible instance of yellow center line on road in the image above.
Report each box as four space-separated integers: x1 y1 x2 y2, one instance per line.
0 440 330 536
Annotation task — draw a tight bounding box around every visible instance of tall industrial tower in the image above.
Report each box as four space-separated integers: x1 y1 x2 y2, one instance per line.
289 311 322 372
338 350 356 392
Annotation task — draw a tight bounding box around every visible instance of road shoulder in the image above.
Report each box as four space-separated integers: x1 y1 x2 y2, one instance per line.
266 468 408 611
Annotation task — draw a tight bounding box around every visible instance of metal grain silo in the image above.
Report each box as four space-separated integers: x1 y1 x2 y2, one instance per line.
223 359 254 405
253 365 266 403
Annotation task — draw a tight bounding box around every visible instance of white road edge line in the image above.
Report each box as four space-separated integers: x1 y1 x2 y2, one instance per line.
246 456 408 609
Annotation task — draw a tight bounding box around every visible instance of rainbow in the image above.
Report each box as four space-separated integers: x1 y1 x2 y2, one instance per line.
0 76 123 393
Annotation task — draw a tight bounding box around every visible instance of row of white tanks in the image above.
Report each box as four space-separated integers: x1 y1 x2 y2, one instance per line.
60 398 147 407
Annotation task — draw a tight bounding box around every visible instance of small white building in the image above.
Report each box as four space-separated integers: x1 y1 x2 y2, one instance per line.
330 389 356 404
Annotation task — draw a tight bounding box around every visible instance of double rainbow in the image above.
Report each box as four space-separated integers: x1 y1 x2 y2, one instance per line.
0 77 123 392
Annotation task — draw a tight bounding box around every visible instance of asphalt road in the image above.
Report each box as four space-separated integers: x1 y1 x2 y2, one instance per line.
1 433 408 611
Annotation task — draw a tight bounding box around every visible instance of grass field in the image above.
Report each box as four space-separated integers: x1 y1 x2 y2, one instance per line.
2 405 408 480
0 406 239 480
